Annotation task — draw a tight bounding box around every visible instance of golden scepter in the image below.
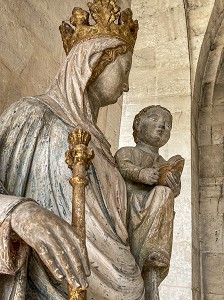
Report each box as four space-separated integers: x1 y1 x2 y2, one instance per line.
65 128 94 300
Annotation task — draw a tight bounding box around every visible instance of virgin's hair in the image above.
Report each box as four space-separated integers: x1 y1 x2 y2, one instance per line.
88 44 130 84
133 105 172 143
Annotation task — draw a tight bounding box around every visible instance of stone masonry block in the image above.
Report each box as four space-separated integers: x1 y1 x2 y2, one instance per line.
133 47 156 68
192 247 201 291
200 214 224 253
204 294 224 300
200 177 224 186
200 185 222 198
134 15 158 49
156 38 189 70
199 107 213 126
212 124 224 145
200 106 224 126
156 67 191 96
199 145 223 178
200 197 224 215
199 125 212 146
157 5 188 43
202 253 224 295
159 285 192 300
128 67 157 101
133 0 158 19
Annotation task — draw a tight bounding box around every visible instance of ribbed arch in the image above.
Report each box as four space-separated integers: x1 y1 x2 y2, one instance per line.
195 1 224 298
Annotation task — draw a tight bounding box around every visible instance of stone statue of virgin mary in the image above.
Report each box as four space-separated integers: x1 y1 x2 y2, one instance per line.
0 1 175 299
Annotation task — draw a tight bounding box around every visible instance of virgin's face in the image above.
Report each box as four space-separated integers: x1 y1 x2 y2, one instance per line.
137 107 172 148
87 50 132 107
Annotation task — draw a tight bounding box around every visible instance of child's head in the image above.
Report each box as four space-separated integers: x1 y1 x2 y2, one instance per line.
133 105 173 148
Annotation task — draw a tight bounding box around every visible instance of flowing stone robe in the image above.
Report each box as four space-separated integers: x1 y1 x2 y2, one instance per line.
0 38 174 300
115 147 175 295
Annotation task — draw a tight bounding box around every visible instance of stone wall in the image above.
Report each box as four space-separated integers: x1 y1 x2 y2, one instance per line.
119 0 193 298
0 0 72 112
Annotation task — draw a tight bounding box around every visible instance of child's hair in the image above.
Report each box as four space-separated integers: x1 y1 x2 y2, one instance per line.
133 105 172 143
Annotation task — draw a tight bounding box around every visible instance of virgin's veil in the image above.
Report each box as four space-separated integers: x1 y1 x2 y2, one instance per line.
39 37 125 158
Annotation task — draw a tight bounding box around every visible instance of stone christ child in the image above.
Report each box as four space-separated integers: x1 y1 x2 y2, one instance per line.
115 105 184 299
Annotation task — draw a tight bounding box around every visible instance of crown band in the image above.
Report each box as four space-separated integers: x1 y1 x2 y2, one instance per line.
59 0 138 55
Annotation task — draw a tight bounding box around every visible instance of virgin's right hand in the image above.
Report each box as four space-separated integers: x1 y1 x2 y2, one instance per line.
11 201 90 290
139 168 159 185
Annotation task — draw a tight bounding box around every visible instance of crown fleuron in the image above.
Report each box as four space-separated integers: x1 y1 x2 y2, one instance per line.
59 0 139 55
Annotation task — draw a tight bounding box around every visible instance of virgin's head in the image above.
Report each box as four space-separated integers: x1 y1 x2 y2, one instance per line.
59 3 138 104
51 2 138 127
86 44 133 109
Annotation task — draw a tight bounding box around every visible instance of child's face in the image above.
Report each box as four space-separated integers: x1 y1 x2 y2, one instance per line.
137 107 172 148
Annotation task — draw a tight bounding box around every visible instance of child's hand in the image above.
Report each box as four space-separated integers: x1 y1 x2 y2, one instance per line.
166 172 181 197
139 168 159 185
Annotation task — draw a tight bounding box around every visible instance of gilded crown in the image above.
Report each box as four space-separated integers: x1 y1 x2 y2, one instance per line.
59 0 138 55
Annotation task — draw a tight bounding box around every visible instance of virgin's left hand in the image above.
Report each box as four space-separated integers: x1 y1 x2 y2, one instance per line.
166 172 181 198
